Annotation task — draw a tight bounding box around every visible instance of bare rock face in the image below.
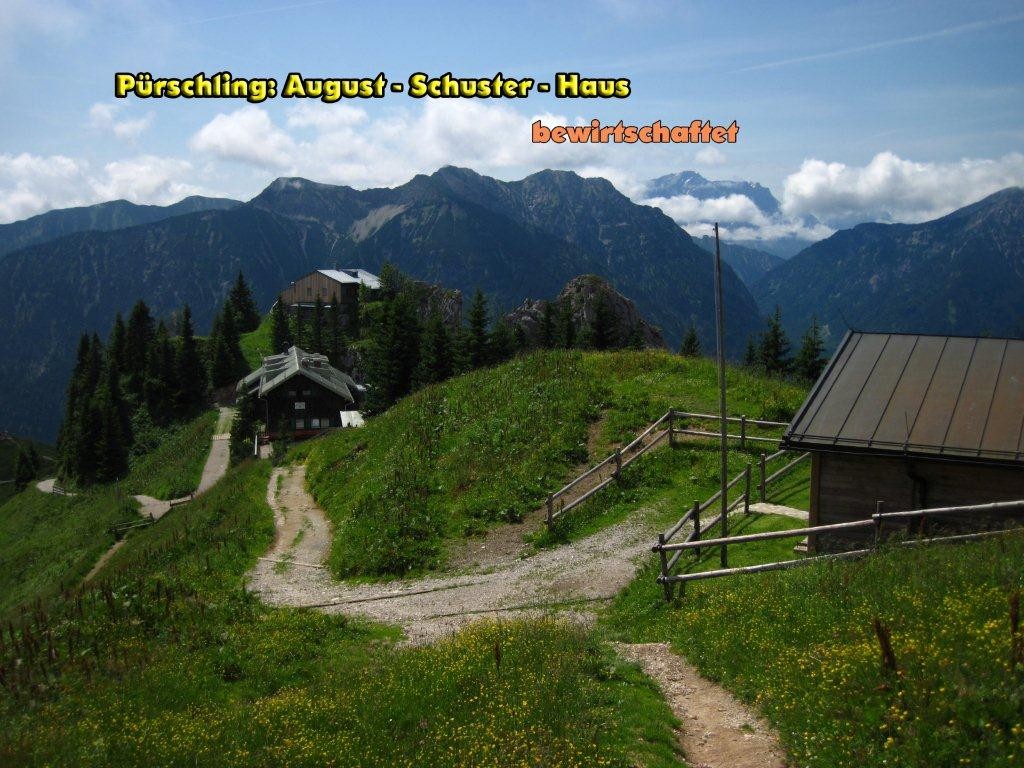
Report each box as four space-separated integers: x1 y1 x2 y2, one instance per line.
507 274 666 349
410 280 462 328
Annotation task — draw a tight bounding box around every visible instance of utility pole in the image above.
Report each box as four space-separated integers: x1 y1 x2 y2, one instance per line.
713 223 729 567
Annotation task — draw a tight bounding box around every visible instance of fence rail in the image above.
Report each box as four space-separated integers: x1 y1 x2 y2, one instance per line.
653 498 1024 597
545 409 793 526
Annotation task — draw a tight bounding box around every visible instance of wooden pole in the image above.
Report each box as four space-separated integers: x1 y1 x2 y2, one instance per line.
744 464 751 515
692 500 701 558
740 415 747 450
713 223 729 568
759 452 767 501
874 500 884 548
546 494 554 526
614 448 622 479
668 410 675 447
657 533 673 601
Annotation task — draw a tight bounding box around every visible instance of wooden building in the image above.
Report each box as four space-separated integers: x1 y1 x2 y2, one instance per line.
278 268 380 329
237 346 363 440
781 332 1024 551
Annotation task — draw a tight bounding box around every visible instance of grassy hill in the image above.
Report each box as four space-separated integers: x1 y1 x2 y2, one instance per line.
298 349 807 577
124 410 218 500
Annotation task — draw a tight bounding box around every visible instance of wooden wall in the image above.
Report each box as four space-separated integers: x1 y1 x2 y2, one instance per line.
810 451 1024 551
279 273 360 307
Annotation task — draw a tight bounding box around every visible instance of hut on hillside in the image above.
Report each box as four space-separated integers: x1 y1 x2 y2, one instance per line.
237 346 363 441
278 268 381 330
781 331 1024 551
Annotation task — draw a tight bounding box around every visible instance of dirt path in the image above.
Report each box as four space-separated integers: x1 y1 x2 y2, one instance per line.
133 406 234 519
614 642 786 768
248 464 658 644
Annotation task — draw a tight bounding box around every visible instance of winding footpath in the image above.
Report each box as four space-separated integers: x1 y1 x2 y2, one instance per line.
248 463 790 766
81 407 234 583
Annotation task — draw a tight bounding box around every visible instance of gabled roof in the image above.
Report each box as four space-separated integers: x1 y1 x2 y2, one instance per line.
315 268 380 289
783 331 1024 465
237 346 357 403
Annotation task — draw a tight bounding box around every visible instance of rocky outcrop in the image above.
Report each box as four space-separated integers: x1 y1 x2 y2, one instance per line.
506 275 666 349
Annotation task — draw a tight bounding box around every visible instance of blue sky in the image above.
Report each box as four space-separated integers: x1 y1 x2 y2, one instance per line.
1 0 1022 240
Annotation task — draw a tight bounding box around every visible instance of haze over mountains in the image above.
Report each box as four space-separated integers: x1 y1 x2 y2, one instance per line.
0 166 762 440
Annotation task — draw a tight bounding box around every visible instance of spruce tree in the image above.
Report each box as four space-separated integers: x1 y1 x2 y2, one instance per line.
489 320 516 364
794 317 827 382
311 297 325 354
14 447 34 489
95 353 128 482
467 289 489 368
208 304 248 389
743 334 760 368
539 302 556 349
413 312 453 389
124 300 155 399
228 271 261 331
557 300 576 349
145 321 177 421
109 313 127 374
365 289 422 410
589 292 619 350
327 293 346 367
680 323 701 357
758 307 792 376
176 305 207 411
270 296 291 353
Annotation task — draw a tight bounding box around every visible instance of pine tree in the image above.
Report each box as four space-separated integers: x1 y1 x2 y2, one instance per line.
270 296 291 353
228 271 261 331
413 313 453 389
14 447 34 489
743 335 760 368
124 300 155 399
311 296 325 354
680 323 701 357
557 300 576 349
145 321 177 421
467 289 489 368
450 325 473 375
327 294 346 368
589 292 619 350
794 317 827 382
109 313 127 374
539 302 556 349
365 289 422 410
489 320 516 364
759 306 792 376
208 304 248 389
94 352 128 482
176 305 207 411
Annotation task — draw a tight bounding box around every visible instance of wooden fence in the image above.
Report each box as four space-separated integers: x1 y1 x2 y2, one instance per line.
653 448 810 599
545 410 797 526
108 514 156 540
653 498 1024 599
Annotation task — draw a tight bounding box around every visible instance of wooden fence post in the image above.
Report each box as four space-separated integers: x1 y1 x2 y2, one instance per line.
614 448 622 480
668 410 676 447
744 463 751 515
759 453 767 502
740 415 747 450
546 494 554 526
873 500 884 548
657 533 673 601
692 500 701 558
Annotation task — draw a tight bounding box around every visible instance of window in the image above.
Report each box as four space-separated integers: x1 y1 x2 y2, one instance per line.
321 417 330 427
287 390 296 397
302 389 311 396
295 419 305 429
310 418 320 429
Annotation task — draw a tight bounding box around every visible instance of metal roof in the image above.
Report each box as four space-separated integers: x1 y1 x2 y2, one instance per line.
782 331 1024 465
316 268 381 289
236 346 357 404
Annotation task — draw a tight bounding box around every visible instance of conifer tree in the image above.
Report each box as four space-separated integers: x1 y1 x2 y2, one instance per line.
759 306 792 376
175 305 207 411
794 317 827 382
145 321 177 421
680 322 701 357
557 300 576 349
589 292 619 350
228 271 261 331
365 289 422 411
489 319 516 364
208 304 248 389
270 296 291 353
467 289 489 367
311 296 325 354
14 447 34 489
413 312 453 389
124 300 154 398
109 313 127 374
94 352 128 482
743 334 760 369
327 293 346 367
539 302 556 349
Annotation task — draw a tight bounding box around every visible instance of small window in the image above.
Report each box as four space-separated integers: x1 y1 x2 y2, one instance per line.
310 418 321 429
295 419 305 430
302 389 311 396
287 390 296 397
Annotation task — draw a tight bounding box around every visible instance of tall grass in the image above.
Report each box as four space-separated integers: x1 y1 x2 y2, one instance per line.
124 410 218 500
605 531 1024 766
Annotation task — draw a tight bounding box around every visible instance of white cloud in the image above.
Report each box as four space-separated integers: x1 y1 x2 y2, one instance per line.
782 151 1024 226
189 101 609 189
0 152 206 223
0 0 81 54
88 102 154 140
190 109 297 171
694 146 727 166
645 193 769 227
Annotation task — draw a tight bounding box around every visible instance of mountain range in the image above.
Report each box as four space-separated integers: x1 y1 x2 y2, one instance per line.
695 236 785 287
753 187 1024 346
0 167 764 441
0 195 240 258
